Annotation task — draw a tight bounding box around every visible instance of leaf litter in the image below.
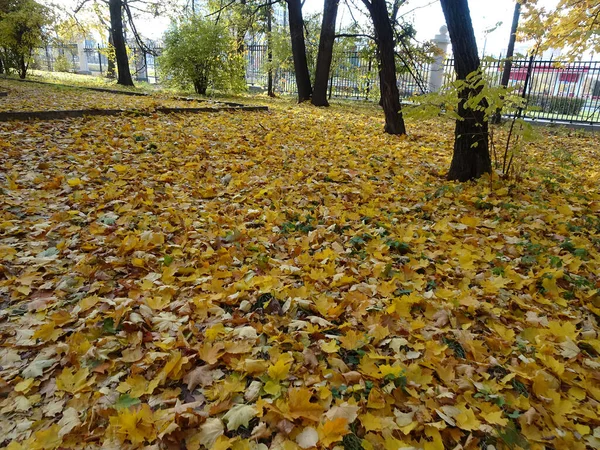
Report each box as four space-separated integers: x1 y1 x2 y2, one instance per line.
0 91 599 449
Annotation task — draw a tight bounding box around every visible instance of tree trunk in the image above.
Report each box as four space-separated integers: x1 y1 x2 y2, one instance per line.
492 1 521 124
312 0 339 106
365 0 406 134
267 6 275 97
0 56 4 74
107 32 116 79
109 0 134 87
440 0 491 181
287 0 312 102
18 55 26 79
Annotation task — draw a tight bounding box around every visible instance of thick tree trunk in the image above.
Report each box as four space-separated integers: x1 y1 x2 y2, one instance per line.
267 6 275 97
0 56 4 74
440 0 491 181
287 0 312 102
312 0 339 106
492 1 521 124
365 0 406 134
109 0 134 87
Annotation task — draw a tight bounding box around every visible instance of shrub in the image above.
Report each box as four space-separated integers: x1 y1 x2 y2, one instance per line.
159 17 245 95
528 95 586 116
54 54 71 72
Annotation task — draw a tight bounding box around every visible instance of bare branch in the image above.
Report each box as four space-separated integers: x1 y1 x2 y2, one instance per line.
335 33 374 40
205 0 237 18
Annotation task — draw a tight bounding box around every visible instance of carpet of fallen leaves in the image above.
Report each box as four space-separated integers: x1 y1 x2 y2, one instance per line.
1 84 600 450
0 79 226 112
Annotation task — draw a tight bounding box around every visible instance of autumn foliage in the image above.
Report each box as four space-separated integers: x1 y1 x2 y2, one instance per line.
1 80 600 449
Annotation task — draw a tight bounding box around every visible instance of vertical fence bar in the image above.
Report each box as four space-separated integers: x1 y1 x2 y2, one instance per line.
98 44 103 75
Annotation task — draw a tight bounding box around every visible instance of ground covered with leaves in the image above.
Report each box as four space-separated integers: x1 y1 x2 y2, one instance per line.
1 86 600 450
0 79 228 112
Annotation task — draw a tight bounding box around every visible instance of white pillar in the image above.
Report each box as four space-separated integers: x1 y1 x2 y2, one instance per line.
77 41 89 73
428 26 451 92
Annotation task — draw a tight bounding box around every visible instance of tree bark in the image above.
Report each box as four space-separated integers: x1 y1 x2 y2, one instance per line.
18 54 26 79
267 6 275 97
109 0 134 87
312 0 339 106
287 0 312 102
440 0 491 181
364 0 406 134
0 56 4 74
492 1 521 124
107 32 116 79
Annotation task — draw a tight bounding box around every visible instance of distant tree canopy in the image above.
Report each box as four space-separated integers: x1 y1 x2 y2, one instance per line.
522 0 600 56
159 16 246 95
0 0 52 78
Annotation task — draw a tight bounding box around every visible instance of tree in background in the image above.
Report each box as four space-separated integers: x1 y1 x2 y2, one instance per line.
159 15 245 95
108 0 133 86
439 0 491 181
312 0 339 106
0 0 52 78
362 0 406 134
71 0 168 86
286 0 312 102
522 0 600 56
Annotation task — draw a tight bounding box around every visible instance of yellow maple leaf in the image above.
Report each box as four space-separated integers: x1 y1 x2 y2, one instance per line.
29 424 62 450
318 418 349 447
480 410 508 426
268 353 293 382
56 367 93 394
198 342 225 365
110 404 157 445
284 388 324 421
320 339 339 354
455 407 481 431
339 330 366 350
360 412 383 431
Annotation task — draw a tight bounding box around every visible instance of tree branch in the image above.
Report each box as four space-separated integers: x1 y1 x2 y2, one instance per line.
335 33 374 40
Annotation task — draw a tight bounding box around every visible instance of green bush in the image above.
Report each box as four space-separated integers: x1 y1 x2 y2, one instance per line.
54 54 71 72
159 16 245 95
528 95 586 116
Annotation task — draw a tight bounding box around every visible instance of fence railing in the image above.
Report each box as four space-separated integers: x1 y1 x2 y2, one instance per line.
31 43 600 124
441 58 600 124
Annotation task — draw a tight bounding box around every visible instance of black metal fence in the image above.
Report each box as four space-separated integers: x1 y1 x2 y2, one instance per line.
441 58 600 124
32 43 600 124
33 43 162 84
245 44 430 101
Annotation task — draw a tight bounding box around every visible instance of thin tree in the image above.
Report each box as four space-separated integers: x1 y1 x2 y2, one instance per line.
287 0 312 102
312 0 339 106
362 0 406 134
440 0 492 181
109 0 134 86
492 0 521 123
266 5 276 97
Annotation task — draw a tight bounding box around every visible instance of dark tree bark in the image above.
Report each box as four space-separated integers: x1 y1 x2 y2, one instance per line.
492 1 521 123
363 0 406 134
312 0 339 106
266 6 275 97
107 32 116 79
18 54 26 79
440 0 491 181
109 0 134 87
0 55 4 74
287 0 312 102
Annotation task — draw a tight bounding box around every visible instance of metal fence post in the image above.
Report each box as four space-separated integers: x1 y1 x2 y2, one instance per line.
98 44 103 75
